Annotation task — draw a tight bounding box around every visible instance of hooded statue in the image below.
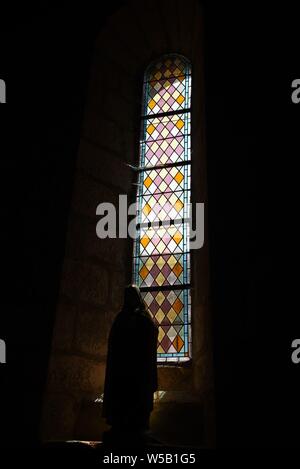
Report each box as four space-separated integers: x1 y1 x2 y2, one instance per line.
102 284 158 440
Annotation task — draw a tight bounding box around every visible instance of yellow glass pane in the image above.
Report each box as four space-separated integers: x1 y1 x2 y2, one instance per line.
167 308 177 322
144 176 152 188
175 199 184 211
156 272 165 285
145 257 155 269
143 203 151 215
148 99 156 109
156 291 165 305
147 124 155 135
158 328 164 342
155 309 165 323
174 335 184 352
173 298 183 314
141 235 150 248
167 255 177 268
174 170 184 184
173 262 183 277
140 265 149 280
157 256 166 269
173 230 183 244
176 119 184 129
176 95 185 105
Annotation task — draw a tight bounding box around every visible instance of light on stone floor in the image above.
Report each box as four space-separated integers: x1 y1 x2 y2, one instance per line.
94 391 166 404
154 391 166 402
94 394 104 403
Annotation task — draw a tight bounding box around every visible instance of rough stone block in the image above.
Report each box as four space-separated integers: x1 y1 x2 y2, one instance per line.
85 224 128 268
72 172 117 219
42 392 80 441
60 259 81 300
150 400 203 446
52 300 76 352
158 365 193 392
77 138 132 192
110 270 126 311
77 262 109 307
74 308 108 357
47 355 105 395
64 212 87 261
73 400 109 441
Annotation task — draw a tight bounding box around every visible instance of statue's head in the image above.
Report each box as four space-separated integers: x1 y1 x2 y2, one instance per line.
123 284 145 313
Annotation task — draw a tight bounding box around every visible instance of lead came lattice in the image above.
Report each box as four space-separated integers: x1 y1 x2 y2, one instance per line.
133 55 192 363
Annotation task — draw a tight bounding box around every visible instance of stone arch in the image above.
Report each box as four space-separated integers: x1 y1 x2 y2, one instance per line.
41 0 214 448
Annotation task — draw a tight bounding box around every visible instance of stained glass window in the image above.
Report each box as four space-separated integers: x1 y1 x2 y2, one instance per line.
133 55 192 363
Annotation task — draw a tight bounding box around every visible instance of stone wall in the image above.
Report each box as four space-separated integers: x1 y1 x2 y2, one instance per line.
41 0 214 447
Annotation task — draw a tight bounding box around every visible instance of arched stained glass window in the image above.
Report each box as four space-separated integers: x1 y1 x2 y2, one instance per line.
133 55 192 363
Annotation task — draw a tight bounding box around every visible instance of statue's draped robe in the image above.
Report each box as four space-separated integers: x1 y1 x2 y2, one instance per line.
102 308 158 429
